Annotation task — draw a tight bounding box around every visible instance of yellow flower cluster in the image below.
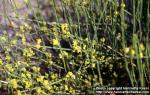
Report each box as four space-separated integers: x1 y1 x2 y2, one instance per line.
66 71 75 79
124 47 136 57
121 3 126 8
20 23 32 33
24 80 32 89
51 73 58 80
14 90 21 95
61 23 70 34
32 66 40 72
5 64 14 72
23 48 35 57
11 79 18 89
63 0 75 5
72 40 82 53
10 39 17 46
64 85 69 91
35 38 42 49
80 0 90 6
52 38 60 46
59 51 69 59
123 43 145 58
36 76 45 82
36 87 43 94
64 84 76 94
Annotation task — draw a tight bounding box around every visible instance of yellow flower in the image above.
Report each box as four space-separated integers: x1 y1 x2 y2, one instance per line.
37 39 42 44
11 79 18 89
83 44 86 50
72 40 82 53
25 81 32 89
66 71 75 79
59 53 63 59
64 85 69 91
91 63 96 68
45 53 52 59
74 46 82 53
32 66 40 72
43 80 49 86
20 25 25 32
5 64 14 72
45 86 53 91
61 23 70 36
139 43 145 51
51 73 58 80
100 37 105 43
139 52 143 58
63 0 74 5
10 39 17 46
23 23 29 28
91 54 96 60
73 40 78 46
14 90 21 95
40 26 48 32
61 23 66 28
35 39 42 49
59 51 68 59
63 51 68 56
21 37 26 44
85 60 90 65
23 48 34 57
36 87 42 94
121 3 125 8
130 49 135 57
37 76 44 82
114 11 119 16
53 31 58 36
6 55 11 62
21 67 26 72
26 73 31 79
0 58 3 65
0 36 7 42
82 1 89 6
21 73 26 78
52 38 59 46
24 0 29 4
69 87 76 94
124 47 130 54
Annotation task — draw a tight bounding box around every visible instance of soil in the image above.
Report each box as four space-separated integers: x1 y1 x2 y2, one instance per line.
0 0 38 24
